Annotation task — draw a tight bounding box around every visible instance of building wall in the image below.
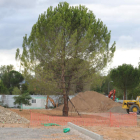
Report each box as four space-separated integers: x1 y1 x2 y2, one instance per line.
0 95 19 108
22 96 46 109
0 95 75 109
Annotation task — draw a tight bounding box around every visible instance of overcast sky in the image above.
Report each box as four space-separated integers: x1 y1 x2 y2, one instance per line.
0 0 140 74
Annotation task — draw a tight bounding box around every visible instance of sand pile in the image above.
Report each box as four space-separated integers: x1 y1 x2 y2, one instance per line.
0 106 29 124
56 91 122 113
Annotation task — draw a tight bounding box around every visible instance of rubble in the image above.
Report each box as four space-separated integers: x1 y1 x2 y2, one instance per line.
0 106 29 124
107 106 127 113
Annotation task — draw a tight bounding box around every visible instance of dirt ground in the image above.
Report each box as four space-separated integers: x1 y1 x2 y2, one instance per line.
83 126 140 140
9 108 80 120
7 108 140 140
1 91 139 139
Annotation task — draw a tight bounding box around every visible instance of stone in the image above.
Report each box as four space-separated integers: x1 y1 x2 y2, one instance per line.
0 106 29 124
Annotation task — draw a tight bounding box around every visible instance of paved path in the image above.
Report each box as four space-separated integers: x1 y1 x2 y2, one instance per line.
0 127 93 140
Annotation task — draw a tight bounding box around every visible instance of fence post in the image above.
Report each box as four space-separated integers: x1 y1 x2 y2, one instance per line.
110 111 111 127
30 110 31 126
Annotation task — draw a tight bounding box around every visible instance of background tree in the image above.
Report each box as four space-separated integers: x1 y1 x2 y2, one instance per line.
0 65 24 94
0 80 9 94
110 64 140 100
12 87 21 95
8 70 24 89
13 93 32 110
127 63 140 99
127 62 140 100
90 73 124 99
100 73 114 95
16 2 116 116
0 65 14 88
21 83 28 93
127 83 140 100
90 72 105 93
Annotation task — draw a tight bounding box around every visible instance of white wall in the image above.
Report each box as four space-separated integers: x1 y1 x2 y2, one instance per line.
0 95 75 109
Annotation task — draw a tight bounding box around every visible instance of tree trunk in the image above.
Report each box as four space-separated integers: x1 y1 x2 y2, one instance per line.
62 69 69 116
63 94 69 116
124 89 126 100
62 66 68 116
61 43 68 116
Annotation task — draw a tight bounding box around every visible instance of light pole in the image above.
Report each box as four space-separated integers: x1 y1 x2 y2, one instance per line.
108 81 113 94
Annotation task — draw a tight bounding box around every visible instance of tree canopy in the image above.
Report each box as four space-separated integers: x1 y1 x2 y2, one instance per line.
0 65 14 89
0 65 24 94
9 70 24 88
13 93 32 110
110 64 140 100
16 2 116 116
0 80 8 94
12 87 21 95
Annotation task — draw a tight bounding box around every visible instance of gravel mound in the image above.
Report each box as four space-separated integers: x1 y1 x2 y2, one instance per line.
0 106 29 124
55 91 122 113
107 106 127 114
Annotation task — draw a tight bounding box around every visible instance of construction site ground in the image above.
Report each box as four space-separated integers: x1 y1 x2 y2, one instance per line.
7 108 140 140
1 91 140 139
0 126 93 140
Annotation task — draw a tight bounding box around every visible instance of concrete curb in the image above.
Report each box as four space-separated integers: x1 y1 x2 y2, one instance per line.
67 122 104 140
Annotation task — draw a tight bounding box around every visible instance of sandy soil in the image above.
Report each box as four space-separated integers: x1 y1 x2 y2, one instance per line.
7 108 140 140
1 91 139 139
8 109 78 120
55 91 122 113
83 126 140 140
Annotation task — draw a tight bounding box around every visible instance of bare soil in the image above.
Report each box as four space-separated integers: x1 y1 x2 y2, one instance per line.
9 109 68 120
1 91 139 139
7 108 140 140
83 126 140 140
